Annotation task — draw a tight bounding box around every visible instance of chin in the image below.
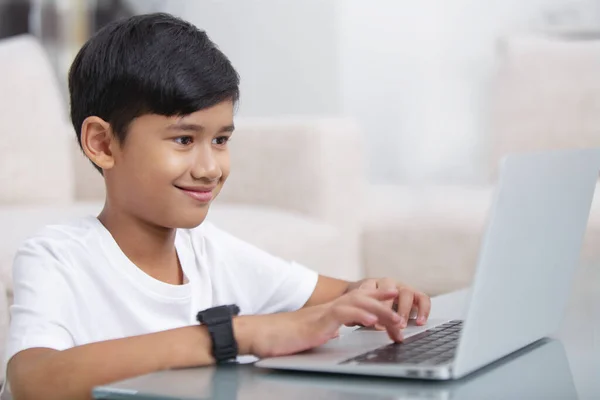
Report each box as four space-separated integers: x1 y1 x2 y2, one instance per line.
173 209 210 229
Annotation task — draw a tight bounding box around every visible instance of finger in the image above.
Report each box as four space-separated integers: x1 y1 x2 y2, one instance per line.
386 323 404 343
348 293 402 327
363 288 399 302
414 292 431 325
336 288 398 329
375 278 397 331
396 288 415 328
409 307 418 320
331 305 378 328
376 277 398 313
341 289 398 330
340 287 398 302
344 319 376 328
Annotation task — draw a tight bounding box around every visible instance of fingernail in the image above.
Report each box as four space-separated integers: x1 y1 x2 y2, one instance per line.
418 316 426 324
398 316 406 327
395 330 404 342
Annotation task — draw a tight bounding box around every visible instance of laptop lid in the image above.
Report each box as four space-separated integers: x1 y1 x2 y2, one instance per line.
453 149 600 378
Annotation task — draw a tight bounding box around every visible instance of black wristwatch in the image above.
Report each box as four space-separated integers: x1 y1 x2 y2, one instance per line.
196 304 240 364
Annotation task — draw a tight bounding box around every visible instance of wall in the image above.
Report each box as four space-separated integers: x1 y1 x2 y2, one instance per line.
153 0 341 117
338 0 600 183
131 0 600 184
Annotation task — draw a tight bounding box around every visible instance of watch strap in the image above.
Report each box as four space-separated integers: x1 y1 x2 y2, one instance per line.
197 305 240 364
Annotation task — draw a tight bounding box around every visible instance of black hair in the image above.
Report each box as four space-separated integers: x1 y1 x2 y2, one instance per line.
68 13 240 172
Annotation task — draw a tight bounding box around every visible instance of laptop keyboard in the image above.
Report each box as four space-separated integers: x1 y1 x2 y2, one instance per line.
341 320 463 366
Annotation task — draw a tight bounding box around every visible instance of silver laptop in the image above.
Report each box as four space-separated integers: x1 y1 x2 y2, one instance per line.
255 339 576 400
255 148 600 380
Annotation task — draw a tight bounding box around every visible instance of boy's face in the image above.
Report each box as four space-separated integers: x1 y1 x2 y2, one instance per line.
105 100 234 229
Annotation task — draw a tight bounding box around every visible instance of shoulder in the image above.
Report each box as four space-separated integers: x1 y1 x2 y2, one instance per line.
20 216 99 249
14 216 103 271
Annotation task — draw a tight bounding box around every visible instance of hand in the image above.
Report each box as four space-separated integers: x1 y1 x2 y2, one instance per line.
346 278 431 329
246 287 404 358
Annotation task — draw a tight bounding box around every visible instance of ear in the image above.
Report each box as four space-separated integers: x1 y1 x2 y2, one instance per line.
80 116 117 171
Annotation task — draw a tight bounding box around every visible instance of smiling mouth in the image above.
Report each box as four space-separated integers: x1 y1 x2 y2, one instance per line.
175 185 215 203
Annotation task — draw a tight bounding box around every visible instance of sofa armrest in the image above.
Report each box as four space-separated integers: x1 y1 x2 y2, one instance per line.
0 35 74 205
218 117 366 229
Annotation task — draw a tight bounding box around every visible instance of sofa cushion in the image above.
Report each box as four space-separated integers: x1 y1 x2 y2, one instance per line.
363 185 600 296
363 186 490 296
489 34 600 180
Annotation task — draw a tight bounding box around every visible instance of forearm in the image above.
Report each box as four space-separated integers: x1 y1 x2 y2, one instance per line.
302 275 351 307
9 318 257 400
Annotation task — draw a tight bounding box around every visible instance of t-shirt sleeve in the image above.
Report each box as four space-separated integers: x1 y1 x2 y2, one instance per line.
5 238 76 365
200 223 319 315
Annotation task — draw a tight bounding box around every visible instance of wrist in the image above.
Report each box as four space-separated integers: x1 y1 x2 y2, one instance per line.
163 326 214 369
232 315 261 356
233 312 304 358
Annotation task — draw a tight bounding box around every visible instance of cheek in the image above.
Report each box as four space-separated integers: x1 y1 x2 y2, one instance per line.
119 147 188 195
158 152 191 176
218 152 231 181
136 146 189 177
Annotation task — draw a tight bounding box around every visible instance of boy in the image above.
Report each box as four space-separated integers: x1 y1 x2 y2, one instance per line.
4 13 430 400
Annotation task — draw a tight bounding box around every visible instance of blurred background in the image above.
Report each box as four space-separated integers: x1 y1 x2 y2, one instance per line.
3 0 600 184
1 0 600 297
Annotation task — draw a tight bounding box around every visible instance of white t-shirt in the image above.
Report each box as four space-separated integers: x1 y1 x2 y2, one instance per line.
4 216 319 368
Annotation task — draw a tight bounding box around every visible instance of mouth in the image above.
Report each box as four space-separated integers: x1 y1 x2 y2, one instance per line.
175 185 216 204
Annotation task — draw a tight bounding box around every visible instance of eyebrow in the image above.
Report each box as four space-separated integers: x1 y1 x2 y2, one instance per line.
167 123 235 133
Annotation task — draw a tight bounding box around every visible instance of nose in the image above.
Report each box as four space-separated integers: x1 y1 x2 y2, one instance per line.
190 143 221 182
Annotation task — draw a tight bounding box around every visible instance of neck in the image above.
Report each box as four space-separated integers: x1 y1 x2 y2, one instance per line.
98 202 183 285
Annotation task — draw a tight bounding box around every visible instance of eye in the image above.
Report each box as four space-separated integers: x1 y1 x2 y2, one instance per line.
174 136 193 146
212 136 230 146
